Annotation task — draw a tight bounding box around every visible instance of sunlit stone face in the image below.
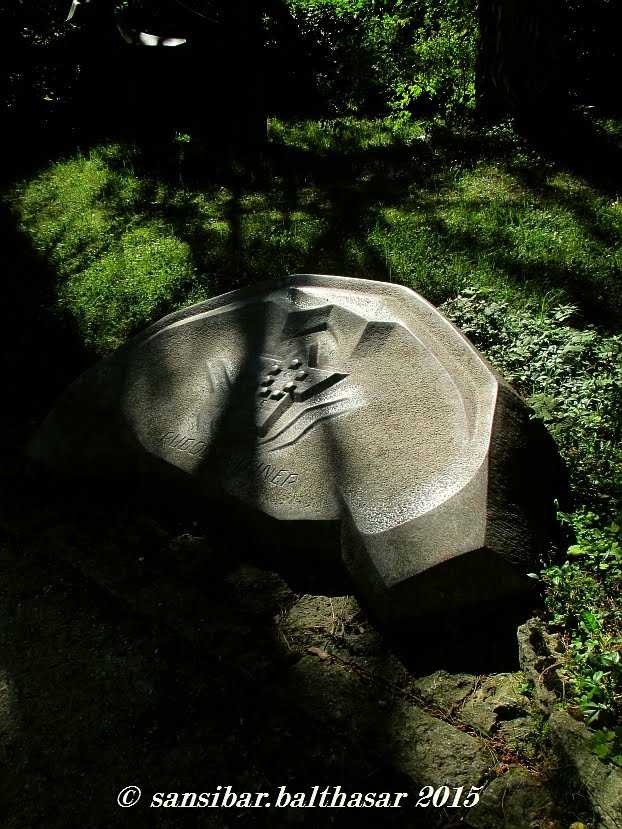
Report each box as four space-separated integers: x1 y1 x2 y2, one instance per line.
29 275 562 625
117 281 496 535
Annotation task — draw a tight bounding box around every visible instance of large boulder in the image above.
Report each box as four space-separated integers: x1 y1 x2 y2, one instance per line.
28 275 564 631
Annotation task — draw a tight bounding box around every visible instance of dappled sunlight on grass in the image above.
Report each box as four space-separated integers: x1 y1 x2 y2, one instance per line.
268 117 425 154
6 118 622 354
57 224 196 351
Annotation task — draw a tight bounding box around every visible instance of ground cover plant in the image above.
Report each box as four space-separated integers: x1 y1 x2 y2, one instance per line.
4 113 622 819
443 290 622 759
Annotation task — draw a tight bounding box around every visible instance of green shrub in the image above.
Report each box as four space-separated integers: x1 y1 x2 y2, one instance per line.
442 291 622 516
282 0 477 118
443 290 622 748
387 0 477 120
540 510 621 746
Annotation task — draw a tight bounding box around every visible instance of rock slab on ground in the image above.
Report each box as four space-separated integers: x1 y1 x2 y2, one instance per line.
517 617 566 713
548 710 622 829
29 274 564 630
464 770 553 829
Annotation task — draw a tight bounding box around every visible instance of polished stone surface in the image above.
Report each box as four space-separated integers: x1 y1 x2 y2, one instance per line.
29 275 563 627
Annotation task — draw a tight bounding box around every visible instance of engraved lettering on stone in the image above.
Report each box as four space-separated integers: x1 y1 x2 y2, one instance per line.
197 360 233 440
161 432 208 458
231 455 298 487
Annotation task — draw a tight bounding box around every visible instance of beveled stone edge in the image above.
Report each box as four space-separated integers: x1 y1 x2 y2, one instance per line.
103 274 508 390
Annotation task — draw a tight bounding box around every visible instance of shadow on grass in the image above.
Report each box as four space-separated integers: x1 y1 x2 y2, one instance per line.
98 118 622 332
515 107 622 197
0 199 94 469
9 107 622 355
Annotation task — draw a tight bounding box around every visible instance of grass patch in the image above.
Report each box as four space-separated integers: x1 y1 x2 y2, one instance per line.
57 224 195 351
7 117 622 352
11 149 197 350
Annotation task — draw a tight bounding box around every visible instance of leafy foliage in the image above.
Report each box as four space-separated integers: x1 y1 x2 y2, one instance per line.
443 291 622 516
443 290 622 752
587 726 622 767
387 0 476 120
282 0 477 118
540 512 621 729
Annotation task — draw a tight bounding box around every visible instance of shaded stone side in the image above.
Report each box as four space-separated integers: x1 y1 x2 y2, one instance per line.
28 275 565 634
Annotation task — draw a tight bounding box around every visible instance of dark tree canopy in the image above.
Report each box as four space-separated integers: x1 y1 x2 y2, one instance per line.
476 0 622 117
476 0 568 117
2 0 266 155
3 0 622 168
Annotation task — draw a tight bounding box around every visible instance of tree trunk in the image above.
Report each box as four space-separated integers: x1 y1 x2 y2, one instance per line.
476 0 567 118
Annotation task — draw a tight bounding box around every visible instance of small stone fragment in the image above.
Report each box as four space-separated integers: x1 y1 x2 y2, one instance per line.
548 710 622 829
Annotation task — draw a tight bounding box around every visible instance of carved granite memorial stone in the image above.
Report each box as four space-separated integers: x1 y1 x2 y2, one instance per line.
29 275 563 629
